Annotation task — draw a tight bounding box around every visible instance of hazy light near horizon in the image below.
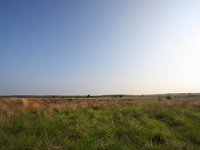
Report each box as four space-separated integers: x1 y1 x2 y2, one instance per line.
0 0 200 95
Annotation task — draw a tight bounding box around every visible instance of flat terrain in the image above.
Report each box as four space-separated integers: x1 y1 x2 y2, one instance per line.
0 96 200 149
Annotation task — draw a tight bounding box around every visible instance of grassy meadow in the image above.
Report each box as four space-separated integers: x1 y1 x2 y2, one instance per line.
0 95 200 150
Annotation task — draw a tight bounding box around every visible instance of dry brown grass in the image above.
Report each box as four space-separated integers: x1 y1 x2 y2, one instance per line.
0 96 200 111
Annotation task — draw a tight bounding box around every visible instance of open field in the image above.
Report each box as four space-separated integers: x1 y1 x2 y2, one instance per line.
0 95 200 150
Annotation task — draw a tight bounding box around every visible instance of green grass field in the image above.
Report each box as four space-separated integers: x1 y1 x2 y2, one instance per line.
0 96 200 149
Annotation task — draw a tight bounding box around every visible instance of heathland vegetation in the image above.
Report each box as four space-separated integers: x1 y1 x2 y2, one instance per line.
0 95 200 149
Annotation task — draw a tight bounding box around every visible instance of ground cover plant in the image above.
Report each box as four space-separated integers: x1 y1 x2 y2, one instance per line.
0 96 200 149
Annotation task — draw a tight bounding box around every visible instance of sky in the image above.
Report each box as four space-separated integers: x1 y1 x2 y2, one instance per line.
0 0 200 95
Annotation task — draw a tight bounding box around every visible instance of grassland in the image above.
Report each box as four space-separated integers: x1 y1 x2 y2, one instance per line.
0 95 200 150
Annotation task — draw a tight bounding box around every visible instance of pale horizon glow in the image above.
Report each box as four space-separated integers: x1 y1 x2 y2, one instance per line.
0 0 200 95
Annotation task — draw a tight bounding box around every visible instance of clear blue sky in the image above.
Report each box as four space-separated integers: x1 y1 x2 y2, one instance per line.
1 0 200 95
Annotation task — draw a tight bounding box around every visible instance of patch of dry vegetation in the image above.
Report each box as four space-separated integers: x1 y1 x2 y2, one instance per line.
1 96 200 110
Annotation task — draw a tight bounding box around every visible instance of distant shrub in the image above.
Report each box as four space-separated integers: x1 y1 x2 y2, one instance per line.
119 95 123 98
158 96 162 101
188 92 191 97
166 95 172 100
87 95 90 98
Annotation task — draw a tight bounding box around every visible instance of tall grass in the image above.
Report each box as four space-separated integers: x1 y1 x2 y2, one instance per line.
0 97 200 149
